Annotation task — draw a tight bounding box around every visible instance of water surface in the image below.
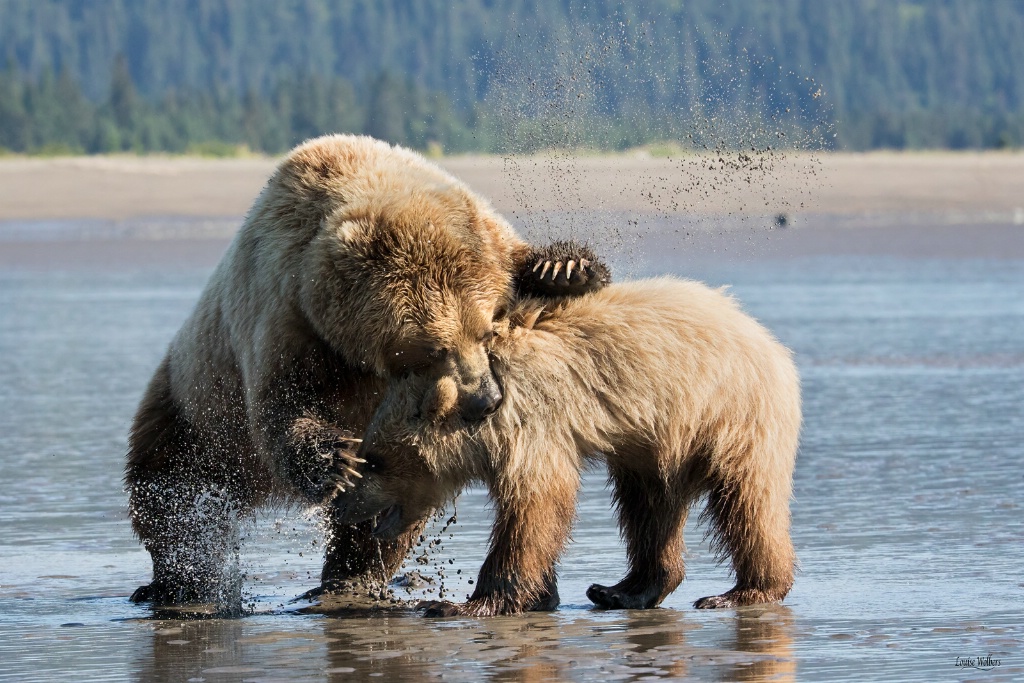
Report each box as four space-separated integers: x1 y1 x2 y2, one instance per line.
1 219 1021 681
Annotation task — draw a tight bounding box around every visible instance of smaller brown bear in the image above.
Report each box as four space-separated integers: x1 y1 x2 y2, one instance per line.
337 277 801 616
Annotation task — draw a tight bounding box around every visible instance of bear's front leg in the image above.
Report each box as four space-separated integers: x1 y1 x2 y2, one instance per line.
417 567 560 616
588 465 688 610
420 477 577 618
516 240 611 297
316 510 425 597
279 415 422 598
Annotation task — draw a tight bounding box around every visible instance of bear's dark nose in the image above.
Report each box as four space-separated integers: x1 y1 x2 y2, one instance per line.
462 381 502 421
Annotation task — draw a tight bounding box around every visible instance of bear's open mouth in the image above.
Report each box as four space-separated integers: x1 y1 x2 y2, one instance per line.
371 504 402 538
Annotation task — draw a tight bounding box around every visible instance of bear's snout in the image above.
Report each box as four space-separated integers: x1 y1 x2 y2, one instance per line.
461 375 502 421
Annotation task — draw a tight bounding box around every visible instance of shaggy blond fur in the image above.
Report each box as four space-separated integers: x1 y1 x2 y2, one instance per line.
344 277 801 616
124 134 607 606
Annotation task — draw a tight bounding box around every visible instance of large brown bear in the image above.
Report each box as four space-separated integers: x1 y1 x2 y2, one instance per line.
340 277 801 616
125 134 609 607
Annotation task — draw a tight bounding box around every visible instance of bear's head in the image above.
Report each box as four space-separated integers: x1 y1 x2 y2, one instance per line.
300 185 517 421
333 374 477 538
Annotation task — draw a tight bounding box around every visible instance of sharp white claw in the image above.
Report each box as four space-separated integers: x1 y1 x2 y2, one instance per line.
532 259 545 272
551 262 563 281
565 260 576 280
539 261 552 280
342 466 363 479
580 258 591 269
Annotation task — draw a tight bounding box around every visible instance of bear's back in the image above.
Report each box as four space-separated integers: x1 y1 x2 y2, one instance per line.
492 278 799 460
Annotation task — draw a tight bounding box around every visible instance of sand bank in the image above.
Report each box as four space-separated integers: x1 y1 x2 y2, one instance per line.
1 151 1022 221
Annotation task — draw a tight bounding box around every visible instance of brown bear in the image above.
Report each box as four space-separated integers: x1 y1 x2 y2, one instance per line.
124 134 609 608
339 277 801 616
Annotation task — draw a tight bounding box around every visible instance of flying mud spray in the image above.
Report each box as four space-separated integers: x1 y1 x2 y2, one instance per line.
480 12 835 274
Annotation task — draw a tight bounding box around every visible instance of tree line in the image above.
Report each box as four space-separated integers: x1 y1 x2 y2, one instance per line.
1 0 1022 154
0 57 478 155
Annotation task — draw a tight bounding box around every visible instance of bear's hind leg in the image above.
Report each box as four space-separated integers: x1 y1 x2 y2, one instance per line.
588 465 689 610
126 358 260 611
127 449 252 610
129 475 245 610
693 465 795 609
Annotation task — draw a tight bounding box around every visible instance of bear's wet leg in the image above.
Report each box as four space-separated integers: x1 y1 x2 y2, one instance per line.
588 465 688 610
693 465 795 609
528 568 561 612
127 463 247 611
316 511 423 598
421 472 578 617
126 357 254 612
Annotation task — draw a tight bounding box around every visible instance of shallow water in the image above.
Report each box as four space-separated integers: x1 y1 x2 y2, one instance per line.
1 221 1022 681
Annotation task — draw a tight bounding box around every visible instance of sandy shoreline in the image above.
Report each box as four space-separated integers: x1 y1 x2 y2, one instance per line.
2 151 1022 268
1 151 1022 221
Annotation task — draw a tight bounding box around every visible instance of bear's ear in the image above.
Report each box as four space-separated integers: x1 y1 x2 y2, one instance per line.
510 303 546 330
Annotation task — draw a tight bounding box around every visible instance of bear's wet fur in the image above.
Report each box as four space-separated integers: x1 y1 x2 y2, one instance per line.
342 277 801 616
124 134 609 608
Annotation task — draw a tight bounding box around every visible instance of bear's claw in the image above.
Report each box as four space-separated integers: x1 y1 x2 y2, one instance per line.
289 423 365 503
693 594 735 609
323 437 364 492
518 241 610 297
693 587 782 609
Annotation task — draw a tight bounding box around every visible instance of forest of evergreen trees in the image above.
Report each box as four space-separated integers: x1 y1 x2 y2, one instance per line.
0 58 477 154
0 0 1022 155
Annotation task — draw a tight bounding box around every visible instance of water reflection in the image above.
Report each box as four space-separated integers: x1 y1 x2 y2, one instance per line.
730 607 796 682
127 607 797 682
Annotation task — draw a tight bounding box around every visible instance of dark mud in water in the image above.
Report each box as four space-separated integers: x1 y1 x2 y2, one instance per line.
1 216 1022 681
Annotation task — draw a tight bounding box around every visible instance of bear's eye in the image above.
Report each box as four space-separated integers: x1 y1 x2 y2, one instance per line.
479 330 495 344
389 344 449 374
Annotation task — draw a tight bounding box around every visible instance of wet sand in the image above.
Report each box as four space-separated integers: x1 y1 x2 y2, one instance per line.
1 151 1023 220
2 151 1022 274
2 218 1023 274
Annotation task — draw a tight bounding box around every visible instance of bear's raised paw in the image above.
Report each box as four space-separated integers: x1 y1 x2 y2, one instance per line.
518 240 610 297
288 421 364 503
